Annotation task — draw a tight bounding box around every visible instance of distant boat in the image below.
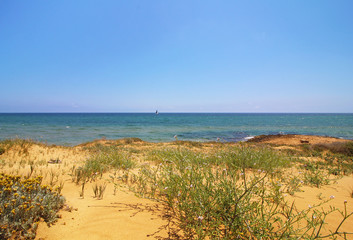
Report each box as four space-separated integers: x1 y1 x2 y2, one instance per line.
155 110 159 115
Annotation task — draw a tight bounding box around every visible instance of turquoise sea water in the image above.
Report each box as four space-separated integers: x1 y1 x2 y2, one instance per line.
0 113 352 146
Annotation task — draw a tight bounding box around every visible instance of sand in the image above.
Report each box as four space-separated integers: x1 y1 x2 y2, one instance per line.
0 135 352 239
248 134 351 145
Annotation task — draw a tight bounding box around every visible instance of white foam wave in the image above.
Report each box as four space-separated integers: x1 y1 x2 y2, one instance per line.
244 136 255 141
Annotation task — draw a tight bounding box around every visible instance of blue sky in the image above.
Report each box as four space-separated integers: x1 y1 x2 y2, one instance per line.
1 1 352 113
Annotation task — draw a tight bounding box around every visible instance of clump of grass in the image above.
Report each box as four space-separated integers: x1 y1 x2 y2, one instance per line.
0 138 38 157
48 169 60 187
284 175 303 195
0 173 65 239
313 142 353 156
215 145 292 172
92 182 107 200
81 138 143 151
73 147 134 183
86 147 134 174
303 168 330 188
148 145 291 172
147 148 205 165
73 147 135 198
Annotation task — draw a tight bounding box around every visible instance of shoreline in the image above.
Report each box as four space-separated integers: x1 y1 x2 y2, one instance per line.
1 133 352 148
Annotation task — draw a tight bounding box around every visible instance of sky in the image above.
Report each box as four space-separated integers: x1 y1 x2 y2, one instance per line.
1 1 353 113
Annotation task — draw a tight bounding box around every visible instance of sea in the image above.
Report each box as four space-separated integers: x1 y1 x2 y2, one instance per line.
0 113 352 146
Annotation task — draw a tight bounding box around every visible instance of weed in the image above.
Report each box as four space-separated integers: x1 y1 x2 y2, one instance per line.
110 171 118 195
109 169 131 195
74 147 135 184
303 169 330 188
217 145 292 172
48 169 59 187
285 175 303 195
314 141 353 156
26 163 36 179
92 182 107 200
55 180 65 195
73 147 134 198
79 181 87 199
0 147 5 155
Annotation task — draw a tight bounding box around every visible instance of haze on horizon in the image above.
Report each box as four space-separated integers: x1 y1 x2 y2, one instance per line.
1 1 353 113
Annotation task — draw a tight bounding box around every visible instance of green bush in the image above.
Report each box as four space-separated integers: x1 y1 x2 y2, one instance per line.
0 174 65 239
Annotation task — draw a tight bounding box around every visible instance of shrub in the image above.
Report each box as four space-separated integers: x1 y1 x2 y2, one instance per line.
0 174 65 239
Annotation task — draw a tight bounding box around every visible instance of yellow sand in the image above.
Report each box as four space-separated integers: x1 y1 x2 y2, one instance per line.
0 136 352 239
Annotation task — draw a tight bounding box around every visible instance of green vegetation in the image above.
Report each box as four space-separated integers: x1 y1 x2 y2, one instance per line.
129 146 353 239
0 174 65 239
313 142 353 157
2 138 353 239
71 146 135 198
0 139 42 155
283 142 353 177
147 144 291 171
0 147 5 155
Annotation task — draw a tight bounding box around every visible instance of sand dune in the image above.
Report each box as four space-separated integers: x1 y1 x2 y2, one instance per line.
0 135 352 239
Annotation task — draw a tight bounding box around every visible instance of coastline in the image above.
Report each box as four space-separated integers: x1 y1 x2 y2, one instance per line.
1 133 352 148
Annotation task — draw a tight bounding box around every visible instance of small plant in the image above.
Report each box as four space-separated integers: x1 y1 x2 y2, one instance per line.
215 145 292 172
0 146 5 155
79 180 87 198
109 169 131 195
55 180 65 194
48 169 59 187
109 170 119 195
303 168 330 188
73 147 135 185
26 163 36 179
92 182 107 200
285 175 303 195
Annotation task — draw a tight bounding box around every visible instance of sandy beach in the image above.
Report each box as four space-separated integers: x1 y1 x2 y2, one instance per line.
0 135 352 239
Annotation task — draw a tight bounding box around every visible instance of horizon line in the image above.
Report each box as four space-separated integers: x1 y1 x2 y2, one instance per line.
1 112 353 114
